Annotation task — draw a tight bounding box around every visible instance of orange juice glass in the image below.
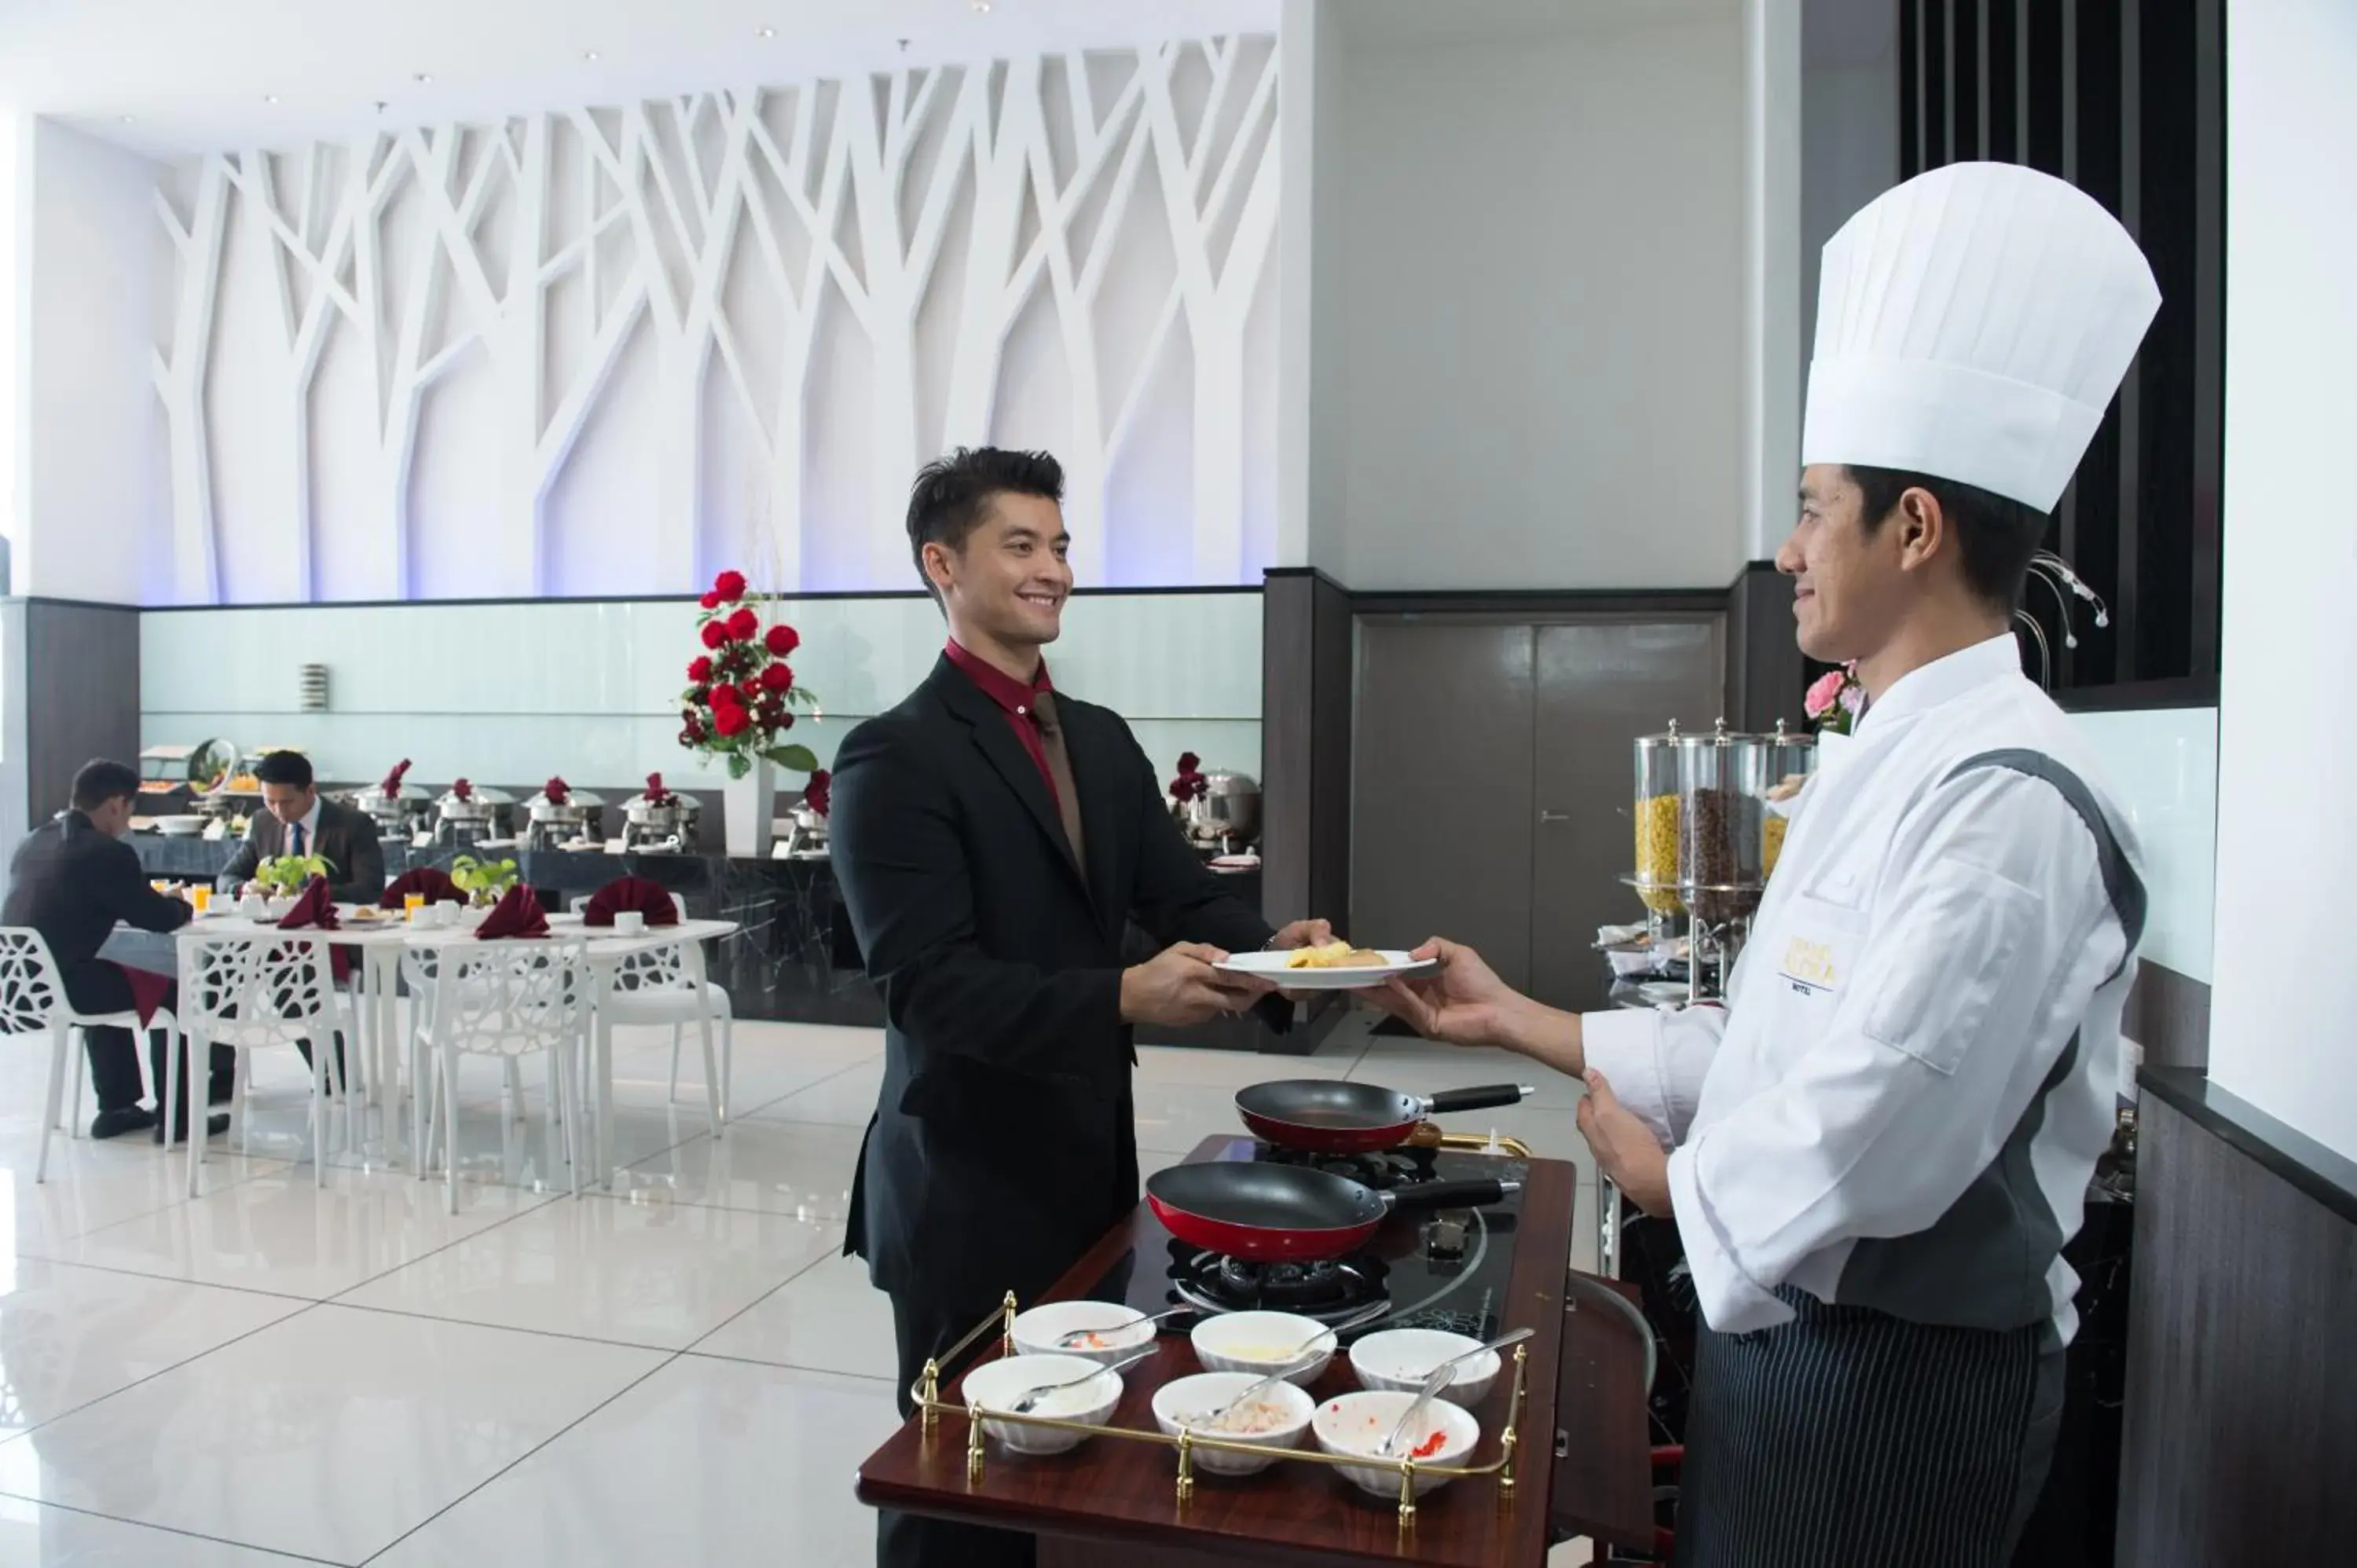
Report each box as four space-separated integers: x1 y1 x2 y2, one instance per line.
189 885 211 914
405 892 427 921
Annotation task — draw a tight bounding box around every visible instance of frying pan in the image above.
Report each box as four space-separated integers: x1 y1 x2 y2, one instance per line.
1236 1079 1534 1155
1146 1162 1520 1263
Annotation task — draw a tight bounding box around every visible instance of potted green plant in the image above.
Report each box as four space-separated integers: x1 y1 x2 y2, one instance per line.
254 852 332 913
449 854 520 908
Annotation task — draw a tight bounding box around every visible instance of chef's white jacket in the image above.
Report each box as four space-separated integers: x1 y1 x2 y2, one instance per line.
1584 635 2143 1342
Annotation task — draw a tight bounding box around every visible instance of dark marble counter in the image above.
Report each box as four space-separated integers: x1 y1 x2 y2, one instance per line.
129 838 1314 1051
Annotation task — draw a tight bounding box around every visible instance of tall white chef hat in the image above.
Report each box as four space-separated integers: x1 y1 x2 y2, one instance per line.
1802 161 2161 513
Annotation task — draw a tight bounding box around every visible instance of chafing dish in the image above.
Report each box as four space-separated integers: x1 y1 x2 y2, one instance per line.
782 803 827 858
1181 770 1260 852
348 759 434 843
521 782 604 851
620 782 699 852
137 740 237 818
434 781 513 848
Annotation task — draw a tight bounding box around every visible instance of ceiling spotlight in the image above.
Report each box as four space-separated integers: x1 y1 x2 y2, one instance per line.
583 49 599 61
972 0 992 12
412 72 432 85
263 94 280 104
119 114 136 124
757 26 776 38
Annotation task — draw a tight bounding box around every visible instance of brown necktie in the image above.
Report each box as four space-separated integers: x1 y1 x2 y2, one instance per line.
1028 691 1087 870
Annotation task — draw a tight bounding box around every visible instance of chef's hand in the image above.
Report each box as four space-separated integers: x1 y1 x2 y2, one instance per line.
1371 938 1554 1054
1120 942 1271 1027
1577 1070 1672 1218
1265 918 1333 951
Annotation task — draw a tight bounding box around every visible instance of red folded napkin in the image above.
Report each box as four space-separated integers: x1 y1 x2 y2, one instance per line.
106 962 174 1028
379 867 463 908
473 883 550 940
276 877 354 980
582 876 680 928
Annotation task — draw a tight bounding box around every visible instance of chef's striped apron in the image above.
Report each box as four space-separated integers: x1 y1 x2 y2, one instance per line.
1670 751 2141 1568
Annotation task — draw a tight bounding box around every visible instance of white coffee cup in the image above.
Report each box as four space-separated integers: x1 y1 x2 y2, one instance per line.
612 910 647 935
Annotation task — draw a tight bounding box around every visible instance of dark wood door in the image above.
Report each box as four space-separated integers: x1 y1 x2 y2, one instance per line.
1351 619 1538 988
1530 617 1725 1011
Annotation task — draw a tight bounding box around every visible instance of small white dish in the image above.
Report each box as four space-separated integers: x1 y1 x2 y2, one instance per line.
1312 1390 1481 1498
1010 1301 1158 1367
1150 1372 1314 1475
957 1354 1123 1455
1348 1328 1500 1407
1212 950 1439 991
1189 1310 1335 1386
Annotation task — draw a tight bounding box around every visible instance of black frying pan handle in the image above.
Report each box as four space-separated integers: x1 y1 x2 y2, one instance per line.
1421 1084 1534 1116
1386 1178 1521 1212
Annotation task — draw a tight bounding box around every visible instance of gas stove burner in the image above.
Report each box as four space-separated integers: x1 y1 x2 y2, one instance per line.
1252 1141 1438 1192
1164 1238 1391 1325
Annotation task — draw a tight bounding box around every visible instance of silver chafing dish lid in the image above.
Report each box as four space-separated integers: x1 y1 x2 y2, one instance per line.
525 787 604 811
437 783 514 811
354 782 434 806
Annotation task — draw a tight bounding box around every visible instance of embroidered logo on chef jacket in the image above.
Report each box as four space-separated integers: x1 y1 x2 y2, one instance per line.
1779 935 1839 995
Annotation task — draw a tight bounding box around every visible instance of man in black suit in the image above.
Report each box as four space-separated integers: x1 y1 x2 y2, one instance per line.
215 749 378 1087
216 749 386 905
830 448 1332 1568
2 759 233 1141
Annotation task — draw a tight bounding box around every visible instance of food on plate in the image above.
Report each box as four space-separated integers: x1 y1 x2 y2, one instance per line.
348 907 383 922
1285 941 1387 971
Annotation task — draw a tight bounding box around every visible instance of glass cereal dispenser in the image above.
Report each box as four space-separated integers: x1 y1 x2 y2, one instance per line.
1748 720 1818 881
1630 723 1684 920
1676 719 1769 929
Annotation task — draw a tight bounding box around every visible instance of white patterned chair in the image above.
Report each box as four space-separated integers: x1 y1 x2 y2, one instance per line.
413 938 590 1213
0 926 178 1182
569 895 731 1130
171 930 347 1195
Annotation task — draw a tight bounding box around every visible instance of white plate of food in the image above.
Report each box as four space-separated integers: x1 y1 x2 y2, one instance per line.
1215 943 1437 991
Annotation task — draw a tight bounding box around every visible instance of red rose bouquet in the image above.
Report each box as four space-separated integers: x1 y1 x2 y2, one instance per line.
679 568 821 782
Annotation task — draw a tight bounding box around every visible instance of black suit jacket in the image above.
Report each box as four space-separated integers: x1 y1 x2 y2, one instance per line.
216 796 387 903
832 655 1279 1306
2 811 192 1015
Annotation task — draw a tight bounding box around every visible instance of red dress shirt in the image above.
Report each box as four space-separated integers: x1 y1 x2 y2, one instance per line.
944 639 1063 811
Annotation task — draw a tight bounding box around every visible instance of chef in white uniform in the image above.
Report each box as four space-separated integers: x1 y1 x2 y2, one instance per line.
1380 162 2160 1568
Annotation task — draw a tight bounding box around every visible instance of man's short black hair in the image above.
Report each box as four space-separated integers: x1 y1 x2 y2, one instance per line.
254 750 315 789
1846 465 2051 611
905 447 1065 603
69 758 141 812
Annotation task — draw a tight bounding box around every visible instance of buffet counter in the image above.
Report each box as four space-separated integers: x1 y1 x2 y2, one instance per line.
129 838 1309 1051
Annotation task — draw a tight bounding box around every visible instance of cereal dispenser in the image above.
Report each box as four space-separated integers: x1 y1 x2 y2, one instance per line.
1630 724 1685 922
1748 720 1817 881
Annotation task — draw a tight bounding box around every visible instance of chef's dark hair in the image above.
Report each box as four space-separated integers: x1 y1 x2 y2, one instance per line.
906 446 1066 608
1848 465 2049 610
253 750 314 789
69 758 141 811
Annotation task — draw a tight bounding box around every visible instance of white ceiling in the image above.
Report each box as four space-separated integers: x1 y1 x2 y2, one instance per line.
0 0 1280 159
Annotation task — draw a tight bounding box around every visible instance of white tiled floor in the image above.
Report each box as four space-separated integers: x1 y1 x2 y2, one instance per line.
0 1007 1601 1566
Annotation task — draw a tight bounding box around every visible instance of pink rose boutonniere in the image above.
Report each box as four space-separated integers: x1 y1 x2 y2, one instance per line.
1803 663 1866 735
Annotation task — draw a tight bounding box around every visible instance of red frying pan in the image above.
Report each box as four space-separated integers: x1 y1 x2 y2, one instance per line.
1236 1079 1534 1155
1146 1162 1520 1263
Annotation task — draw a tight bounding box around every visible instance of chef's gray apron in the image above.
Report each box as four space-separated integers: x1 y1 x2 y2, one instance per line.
1672 751 2143 1568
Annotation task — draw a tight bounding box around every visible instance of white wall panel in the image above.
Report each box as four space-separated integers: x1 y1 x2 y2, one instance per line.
152 38 1281 606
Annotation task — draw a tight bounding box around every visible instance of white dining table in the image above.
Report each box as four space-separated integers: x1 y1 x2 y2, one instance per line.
135 908 740 1181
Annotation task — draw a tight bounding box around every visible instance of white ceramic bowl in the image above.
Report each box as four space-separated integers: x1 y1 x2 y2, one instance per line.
1149 1372 1314 1476
1312 1390 1482 1499
1010 1301 1160 1368
1349 1328 1501 1407
1189 1310 1335 1387
153 815 207 837
956 1354 1123 1455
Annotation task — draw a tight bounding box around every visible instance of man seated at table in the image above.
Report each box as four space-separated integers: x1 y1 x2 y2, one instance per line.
215 749 376 1090
2 759 233 1141
217 750 386 904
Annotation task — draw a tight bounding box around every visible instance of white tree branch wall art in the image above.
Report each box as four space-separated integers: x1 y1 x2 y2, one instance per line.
153 37 1280 604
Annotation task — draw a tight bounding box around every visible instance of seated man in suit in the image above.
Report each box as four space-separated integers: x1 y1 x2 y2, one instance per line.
217 750 387 904
831 447 1332 1568
2 759 233 1141
216 749 382 1088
